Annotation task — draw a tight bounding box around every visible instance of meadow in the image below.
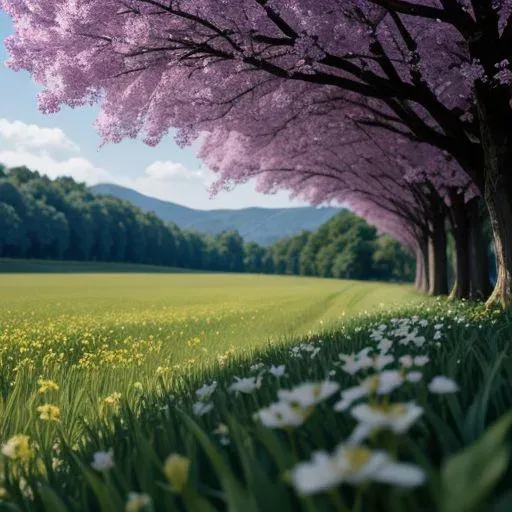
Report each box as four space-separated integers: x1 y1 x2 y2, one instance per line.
0 270 511 511
0 272 417 441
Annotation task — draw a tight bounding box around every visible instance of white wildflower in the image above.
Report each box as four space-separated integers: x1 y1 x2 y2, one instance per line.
228 376 262 394
91 450 115 472
195 381 217 401
348 402 423 443
377 338 393 353
278 381 339 408
333 371 404 412
339 348 373 375
399 355 413 368
269 364 286 377
291 452 342 494
310 347 321 359
291 445 425 495
193 401 213 417
372 354 394 370
400 355 429 368
399 329 426 348
256 401 308 428
428 376 459 394
406 371 423 383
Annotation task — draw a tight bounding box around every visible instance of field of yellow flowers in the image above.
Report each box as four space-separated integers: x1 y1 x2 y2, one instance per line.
0 272 511 511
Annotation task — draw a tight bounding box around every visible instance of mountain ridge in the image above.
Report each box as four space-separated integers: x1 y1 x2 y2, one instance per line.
90 183 339 246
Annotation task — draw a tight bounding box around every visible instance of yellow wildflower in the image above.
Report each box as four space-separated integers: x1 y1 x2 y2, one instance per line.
164 454 190 493
1 435 34 461
38 379 59 394
36 404 61 422
156 366 171 377
103 392 122 408
126 492 151 512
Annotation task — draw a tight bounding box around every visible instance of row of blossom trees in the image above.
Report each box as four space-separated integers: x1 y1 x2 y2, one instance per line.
2 0 511 303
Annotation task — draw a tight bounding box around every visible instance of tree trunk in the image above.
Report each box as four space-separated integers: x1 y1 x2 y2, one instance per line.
448 194 470 300
415 241 429 293
415 234 430 293
428 213 448 296
467 198 491 300
485 185 512 307
414 249 423 291
474 85 512 307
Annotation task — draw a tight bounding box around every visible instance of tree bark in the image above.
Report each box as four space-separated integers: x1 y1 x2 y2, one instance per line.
474 86 512 307
415 233 430 293
448 194 471 300
485 185 512 307
414 249 423 291
415 239 429 293
428 213 448 296
467 198 492 300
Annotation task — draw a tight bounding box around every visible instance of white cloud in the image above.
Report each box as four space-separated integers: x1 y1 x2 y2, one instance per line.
0 119 307 209
0 118 79 152
145 160 204 182
0 150 113 185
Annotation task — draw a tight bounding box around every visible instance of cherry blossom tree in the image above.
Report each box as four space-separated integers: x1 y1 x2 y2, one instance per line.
1 0 509 301
199 94 488 299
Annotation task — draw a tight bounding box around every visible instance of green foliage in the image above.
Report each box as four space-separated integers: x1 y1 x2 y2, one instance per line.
268 211 414 282
0 167 414 283
373 236 416 282
0 167 245 272
440 413 512 512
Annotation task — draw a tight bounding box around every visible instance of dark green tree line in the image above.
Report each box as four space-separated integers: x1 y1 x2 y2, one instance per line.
0 166 413 281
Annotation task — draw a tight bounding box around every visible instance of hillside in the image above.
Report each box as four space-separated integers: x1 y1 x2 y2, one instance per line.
90 183 339 245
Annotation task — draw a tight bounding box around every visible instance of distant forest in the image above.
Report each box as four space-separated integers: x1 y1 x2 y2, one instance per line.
0 166 414 282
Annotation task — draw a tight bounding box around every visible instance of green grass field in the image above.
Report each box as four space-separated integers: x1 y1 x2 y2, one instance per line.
0 272 418 439
0 269 511 511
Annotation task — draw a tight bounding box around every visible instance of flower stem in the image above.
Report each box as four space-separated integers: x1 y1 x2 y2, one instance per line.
328 489 349 512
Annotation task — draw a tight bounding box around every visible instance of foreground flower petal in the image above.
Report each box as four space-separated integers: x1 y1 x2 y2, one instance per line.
291 445 425 495
370 461 426 487
291 451 342 495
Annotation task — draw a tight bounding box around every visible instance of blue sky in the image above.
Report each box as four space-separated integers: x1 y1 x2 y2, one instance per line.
0 14 307 210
